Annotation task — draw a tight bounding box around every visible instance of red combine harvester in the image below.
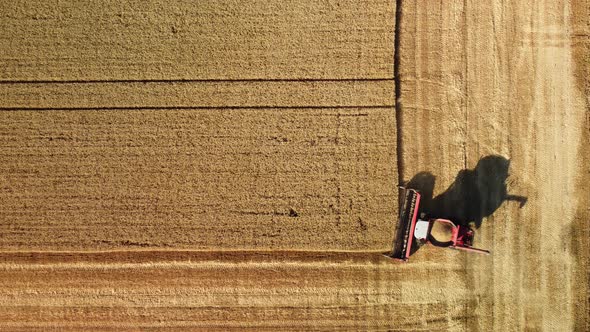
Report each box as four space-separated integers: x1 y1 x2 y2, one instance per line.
390 188 490 261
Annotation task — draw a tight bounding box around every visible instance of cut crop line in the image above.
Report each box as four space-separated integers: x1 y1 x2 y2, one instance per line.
0 105 395 112
0 261 386 270
0 78 396 85
394 0 404 185
0 248 388 255
0 260 460 271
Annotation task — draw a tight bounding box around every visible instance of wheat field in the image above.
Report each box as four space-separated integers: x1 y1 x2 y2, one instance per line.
0 0 588 330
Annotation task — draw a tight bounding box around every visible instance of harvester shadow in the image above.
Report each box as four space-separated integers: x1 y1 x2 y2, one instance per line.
403 155 527 255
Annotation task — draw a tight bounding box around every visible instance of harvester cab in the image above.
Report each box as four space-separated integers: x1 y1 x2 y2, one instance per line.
389 188 490 261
